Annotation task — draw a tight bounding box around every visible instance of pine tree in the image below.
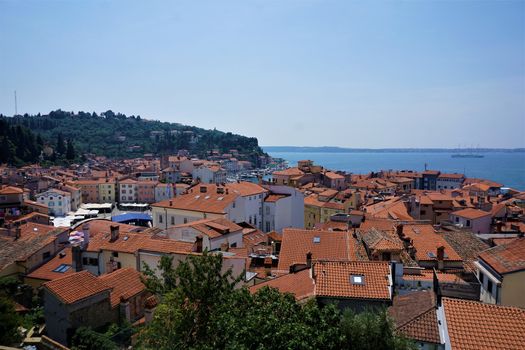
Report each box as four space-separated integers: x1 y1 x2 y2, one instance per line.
56 133 66 155
66 139 75 160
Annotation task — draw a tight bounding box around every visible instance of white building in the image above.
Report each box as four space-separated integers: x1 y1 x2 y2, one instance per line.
37 189 71 217
192 164 227 184
155 183 174 203
436 173 465 190
118 179 138 203
263 185 304 233
164 218 243 251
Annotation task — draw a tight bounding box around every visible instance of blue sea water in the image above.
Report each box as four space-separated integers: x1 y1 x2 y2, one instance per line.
265 151 525 191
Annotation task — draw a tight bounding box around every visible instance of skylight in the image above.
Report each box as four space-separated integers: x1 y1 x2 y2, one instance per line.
427 252 436 258
350 275 365 285
52 264 71 273
313 236 321 243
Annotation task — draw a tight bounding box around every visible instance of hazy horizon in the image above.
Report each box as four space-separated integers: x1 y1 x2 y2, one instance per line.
1 0 524 148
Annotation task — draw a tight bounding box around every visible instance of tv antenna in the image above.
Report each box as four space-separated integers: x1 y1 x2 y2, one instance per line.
14 90 18 116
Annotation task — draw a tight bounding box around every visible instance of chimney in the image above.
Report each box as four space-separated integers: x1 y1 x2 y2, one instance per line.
119 297 131 322
306 252 312 269
72 245 83 272
144 296 157 324
396 224 404 237
169 200 173 207
82 223 90 247
437 246 445 270
15 227 21 240
194 235 203 253
110 225 120 242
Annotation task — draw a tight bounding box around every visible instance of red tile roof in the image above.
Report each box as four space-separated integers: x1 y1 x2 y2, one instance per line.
152 191 237 214
99 268 146 308
26 248 74 281
401 224 462 262
249 269 315 301
277 229 356 272
451 208 491 220
443 297 525 350
389 291 440 344
313 261 391 300
43 270 110 304
478 237 525 275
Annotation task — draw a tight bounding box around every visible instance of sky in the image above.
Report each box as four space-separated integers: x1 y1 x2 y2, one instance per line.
1 0 524 148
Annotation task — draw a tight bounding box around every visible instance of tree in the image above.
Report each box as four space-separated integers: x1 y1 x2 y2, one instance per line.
66 139 76 160
0 295 22 345
56 133 66 155
139 251 415 350
71 327 117 350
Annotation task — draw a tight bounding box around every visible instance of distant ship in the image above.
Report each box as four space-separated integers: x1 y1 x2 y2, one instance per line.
451 153 484 158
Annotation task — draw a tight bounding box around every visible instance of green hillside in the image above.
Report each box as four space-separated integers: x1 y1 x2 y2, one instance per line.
0 110 265 165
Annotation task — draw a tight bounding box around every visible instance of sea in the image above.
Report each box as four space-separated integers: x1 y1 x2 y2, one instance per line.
264 151 525 191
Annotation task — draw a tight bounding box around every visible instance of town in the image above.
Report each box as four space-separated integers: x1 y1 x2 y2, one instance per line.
1 151 524 349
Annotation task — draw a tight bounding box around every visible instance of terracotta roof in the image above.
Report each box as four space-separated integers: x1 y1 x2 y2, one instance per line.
443 297 525 350
441 231 490 273
0 186 24 194
226 182 268 196
264 194 289 203
438 173 464 179
249 269 315 301
26 248 74 281
171 217 242 239
152 191 237 214
325 171 345 180
401 224 462 262
389 291 440 344
99 268 146 308
478 237 525 275
313 261 391 300
43 270 111 304
361 228 403 252
277 229 356 272
273 167 304 177
451 208 491 220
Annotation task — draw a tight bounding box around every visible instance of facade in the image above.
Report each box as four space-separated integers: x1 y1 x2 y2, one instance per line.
37 189 71 216
118 179 138 203
192 164 227 184
449 208 491 233
436 173 465 190
98 180 116 204
155 183 174 203
476 238 525 308
137 181 157 203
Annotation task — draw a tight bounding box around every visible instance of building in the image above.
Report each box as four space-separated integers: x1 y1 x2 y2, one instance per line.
36 189 71 217
475 237 525 308
136 181 157 203
449 208 492 234
262 185 304 233
118 178 138 203
277 228 357 273
155 183 174 203
192 164 226 184
0 223 69 278
165 218 243 251
251 260 393 312
436 173 465 190
43 268 147 346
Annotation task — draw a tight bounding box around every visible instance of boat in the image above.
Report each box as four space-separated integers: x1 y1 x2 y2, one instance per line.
451 154 484 158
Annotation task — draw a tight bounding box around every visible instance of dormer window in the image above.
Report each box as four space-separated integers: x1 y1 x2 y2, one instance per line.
313 236 321 244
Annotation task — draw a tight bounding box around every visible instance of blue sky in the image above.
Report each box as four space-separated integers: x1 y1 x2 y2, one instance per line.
1 0 524 148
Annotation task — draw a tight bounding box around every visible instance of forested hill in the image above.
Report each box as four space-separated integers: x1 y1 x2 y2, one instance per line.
0 110 265 164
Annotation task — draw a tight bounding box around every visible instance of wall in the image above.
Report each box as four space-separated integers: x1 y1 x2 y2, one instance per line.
501 271 525 308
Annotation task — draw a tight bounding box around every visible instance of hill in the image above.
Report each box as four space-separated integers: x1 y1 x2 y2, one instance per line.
0 110 266 165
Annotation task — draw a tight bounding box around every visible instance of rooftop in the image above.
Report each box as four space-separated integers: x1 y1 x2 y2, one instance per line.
478 237 525 275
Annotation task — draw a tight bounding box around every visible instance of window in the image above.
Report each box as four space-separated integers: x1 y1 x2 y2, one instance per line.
313 236 321 244
266 222 271 232
184 218 188 224
487 279 493 294
89 258 99 266
455 217 459 223
82 257 88 265
230 242 237 248
53 264 71 273
232 201 236 208
466 220 471 227
159 215 163 223
171 216 175 225
112 251 119 257
43 252 51 260
479 272 484 284
350 275 365 285
421 210 426 215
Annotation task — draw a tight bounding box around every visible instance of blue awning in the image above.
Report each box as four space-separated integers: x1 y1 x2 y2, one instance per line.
111 213 152 222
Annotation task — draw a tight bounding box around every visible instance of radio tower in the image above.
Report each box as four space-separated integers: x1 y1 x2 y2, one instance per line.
14 90 18 116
